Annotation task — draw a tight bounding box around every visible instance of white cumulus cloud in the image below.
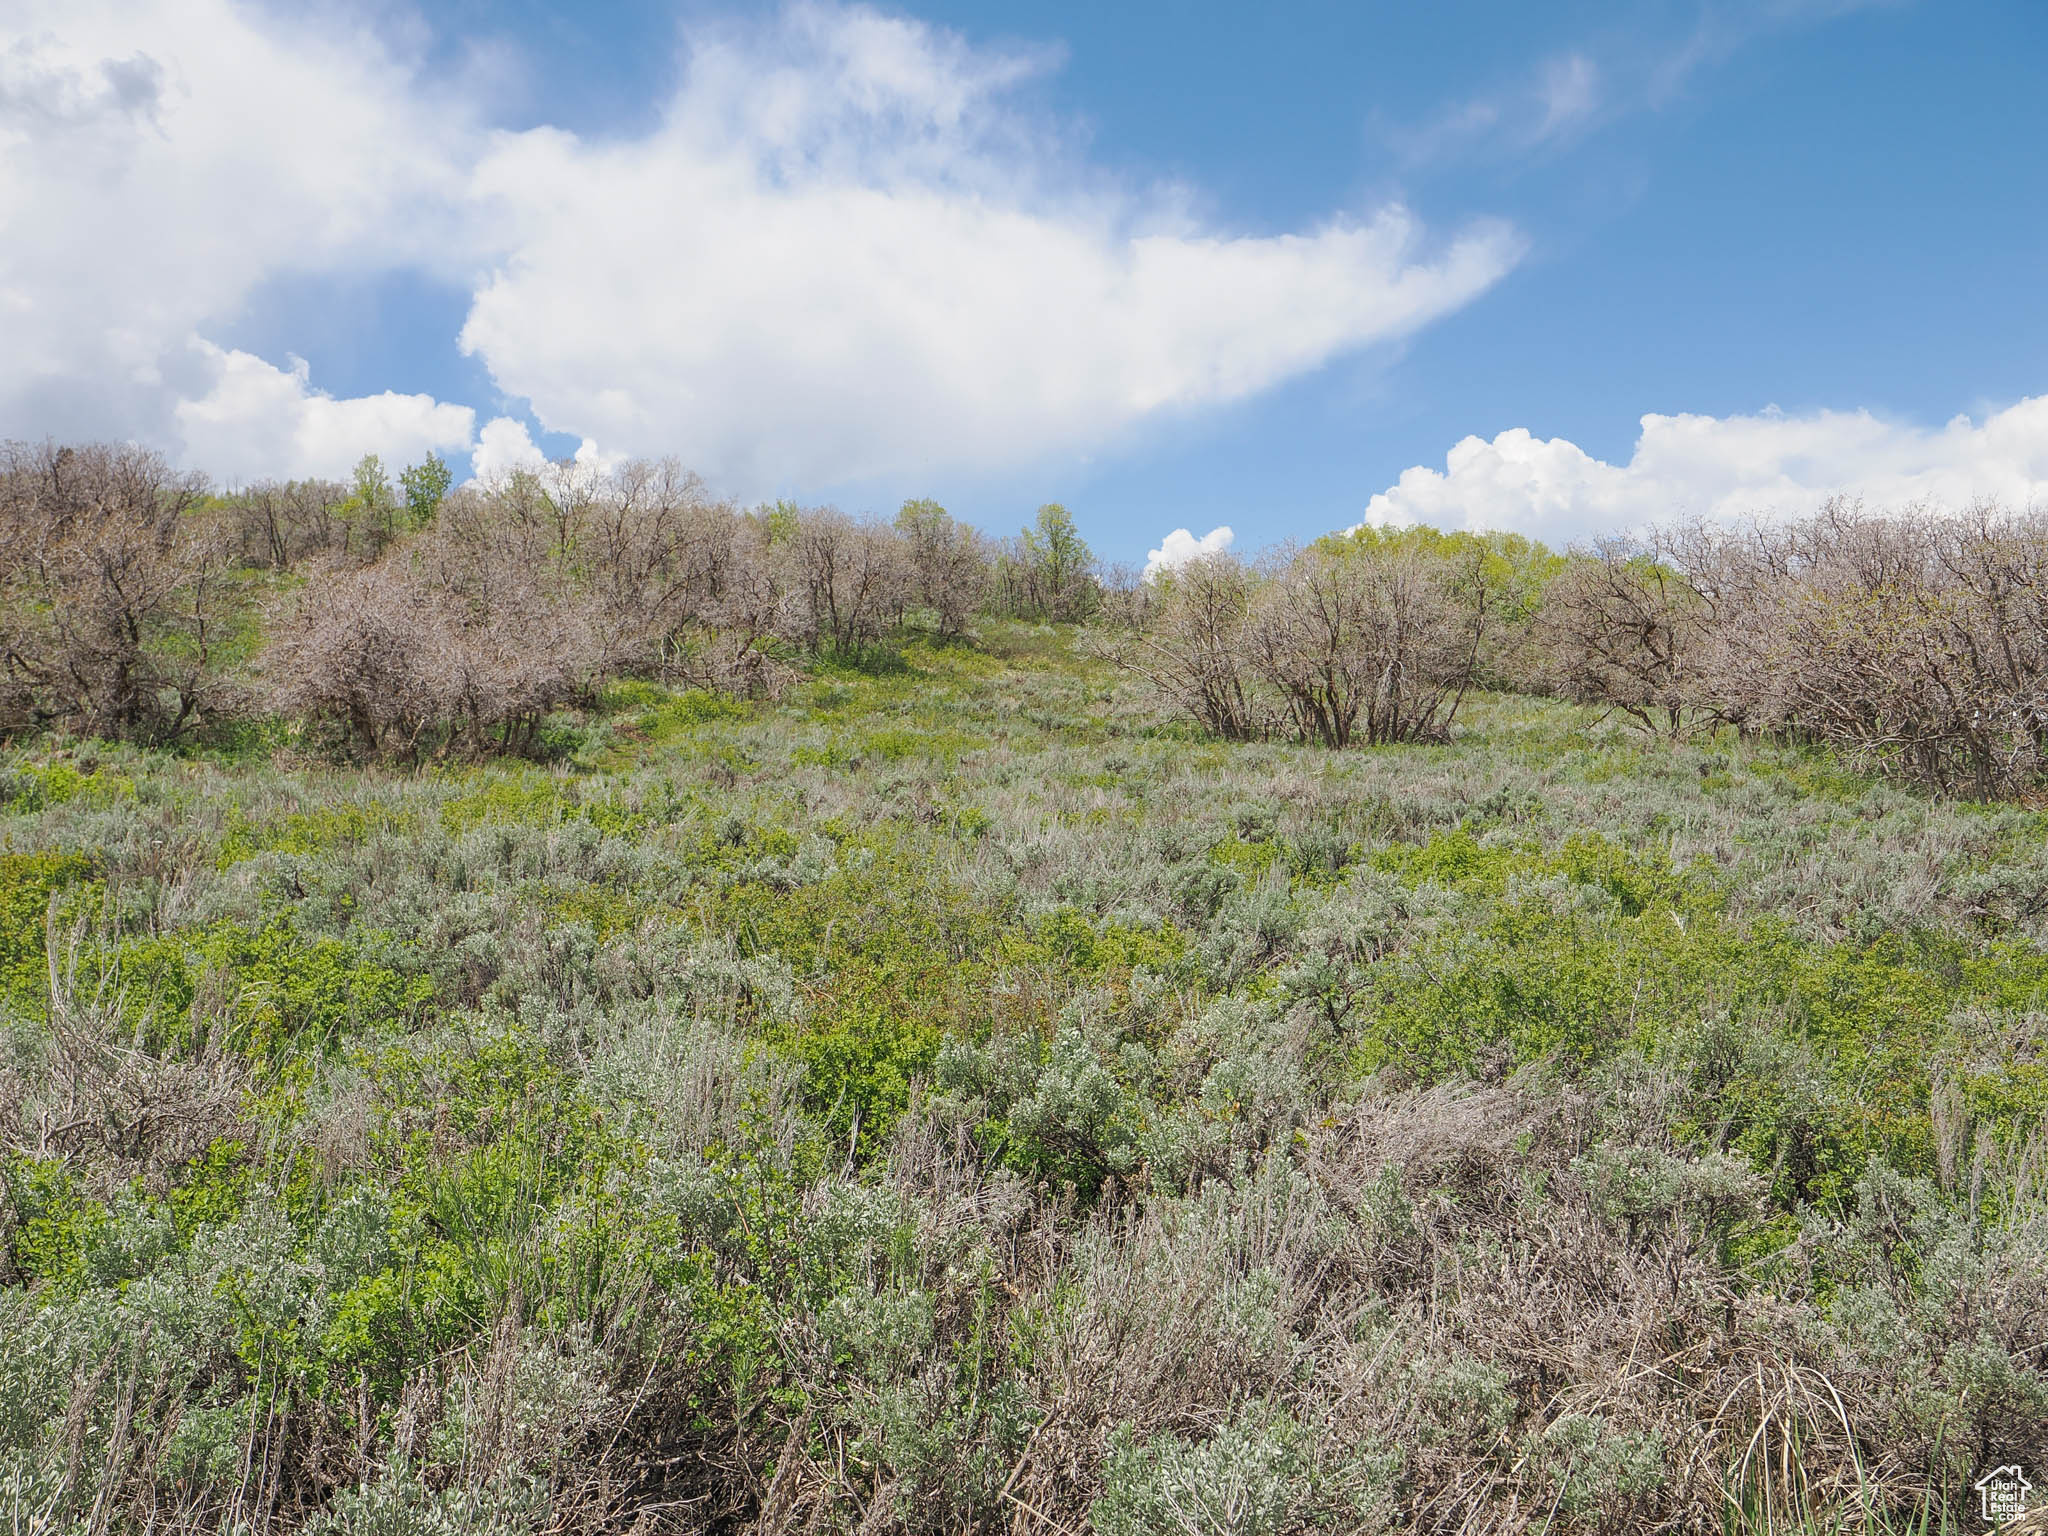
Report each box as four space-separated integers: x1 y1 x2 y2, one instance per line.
1360 396 2048 544
1143 525 1236 580
469 417 549 481
0 0 481 473
173 342 475 483
455 5 1522 490
467 417 623 485
1 0 1522 489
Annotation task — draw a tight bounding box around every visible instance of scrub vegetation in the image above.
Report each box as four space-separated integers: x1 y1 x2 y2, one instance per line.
2 440 2046 1534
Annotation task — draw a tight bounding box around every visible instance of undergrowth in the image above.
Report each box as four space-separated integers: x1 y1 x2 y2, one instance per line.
2 625 2044 1534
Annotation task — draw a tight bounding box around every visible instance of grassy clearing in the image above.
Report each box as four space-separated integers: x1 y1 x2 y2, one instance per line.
2 623 2044 1533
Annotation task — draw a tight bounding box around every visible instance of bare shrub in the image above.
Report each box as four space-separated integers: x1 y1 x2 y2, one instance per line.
0 441 232 743
267 464 728 758
665 547 799 698
778 505 908 656
1116 540 1489 749
267 526 599 760
1111 554 1264 740
266 460 822 756
1249 540 1487 748
264 562 453 758
221 479 352 571
1529 500 2048 794
894 499 987 638
1677 500 2048 794
1091 560 1155 630
575 459 733 670
3 922 250 1200
1535 541 1710 738
459 459 801 695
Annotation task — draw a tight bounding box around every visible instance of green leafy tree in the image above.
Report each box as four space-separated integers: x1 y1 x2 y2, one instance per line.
399 455 454 530
1020 502 1096 621
763 498 802 547
341 453 402 554
895 497 950 541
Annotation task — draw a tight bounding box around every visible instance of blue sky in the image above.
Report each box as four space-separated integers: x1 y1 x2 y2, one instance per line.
4 0 2044 566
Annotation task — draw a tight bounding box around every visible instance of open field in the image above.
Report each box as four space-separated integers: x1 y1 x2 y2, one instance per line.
6 0 2046 1526
4 622 2045 1533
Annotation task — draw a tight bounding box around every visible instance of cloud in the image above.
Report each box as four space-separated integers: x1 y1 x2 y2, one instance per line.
469 416 548 481
1391 2 1896 168
1 0 1521 489
1646 0 1904 106
1391 51 1601 164
0 0 479 470
1358 396 2048 544
1143 525 1235 580
467 416 623 484
455 5 1522 490
1534 54 1600 140
173 342 475 483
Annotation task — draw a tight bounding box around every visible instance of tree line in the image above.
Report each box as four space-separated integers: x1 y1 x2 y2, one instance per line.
7 438 2048 796
1113 499 2048 797
0 441 1110 760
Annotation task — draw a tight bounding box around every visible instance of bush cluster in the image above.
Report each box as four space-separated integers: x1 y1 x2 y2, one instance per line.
2 441 1122 762
0 442 225 743
1539 498 2048 794
1129 500 2048 800
13 438 2048 801
1110 528 1543 747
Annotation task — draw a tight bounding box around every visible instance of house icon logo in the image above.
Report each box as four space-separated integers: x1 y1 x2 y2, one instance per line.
1976 1464 2032 1525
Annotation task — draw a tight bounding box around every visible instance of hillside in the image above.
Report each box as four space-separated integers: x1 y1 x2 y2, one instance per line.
4 620 2045 1533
